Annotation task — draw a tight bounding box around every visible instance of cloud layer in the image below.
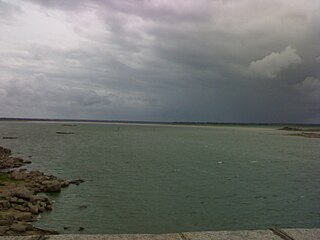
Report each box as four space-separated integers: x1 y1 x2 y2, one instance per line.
249 46 302 79
0 0 319 123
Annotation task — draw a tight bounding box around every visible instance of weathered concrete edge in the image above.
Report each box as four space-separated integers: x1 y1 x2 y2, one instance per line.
0 228 319 240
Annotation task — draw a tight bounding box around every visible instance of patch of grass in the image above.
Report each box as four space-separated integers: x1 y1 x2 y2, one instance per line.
0 172 11 182
0 172 20 184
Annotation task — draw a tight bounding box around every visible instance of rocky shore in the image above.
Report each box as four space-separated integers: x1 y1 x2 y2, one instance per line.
0 146 82 236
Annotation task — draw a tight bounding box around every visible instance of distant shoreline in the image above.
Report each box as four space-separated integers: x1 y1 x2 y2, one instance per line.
0 117 319 127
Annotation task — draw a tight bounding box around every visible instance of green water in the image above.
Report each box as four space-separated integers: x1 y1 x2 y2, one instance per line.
0 122 319 233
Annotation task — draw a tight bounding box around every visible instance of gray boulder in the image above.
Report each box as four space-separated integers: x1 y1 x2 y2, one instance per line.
42 180 61 192
11 188 33 201
10 223 27 232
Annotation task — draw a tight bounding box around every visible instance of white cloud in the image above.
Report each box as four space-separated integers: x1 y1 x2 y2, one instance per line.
297 76 320 89
295 76 320 102
249 46 302 79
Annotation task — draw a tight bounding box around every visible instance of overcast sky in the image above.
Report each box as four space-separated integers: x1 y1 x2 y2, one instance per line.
0 0 319 123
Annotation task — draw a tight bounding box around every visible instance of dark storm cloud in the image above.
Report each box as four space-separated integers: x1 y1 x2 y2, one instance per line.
0 0 319 122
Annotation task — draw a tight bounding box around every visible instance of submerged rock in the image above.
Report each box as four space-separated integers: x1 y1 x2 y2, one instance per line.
69 179 84 185
56 131 74 135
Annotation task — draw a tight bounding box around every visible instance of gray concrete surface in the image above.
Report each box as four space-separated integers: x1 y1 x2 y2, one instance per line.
283 228 320 240
183 230 281 240
0 228 319 240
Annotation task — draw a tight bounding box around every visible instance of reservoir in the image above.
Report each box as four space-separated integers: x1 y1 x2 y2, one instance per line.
0 122 319 234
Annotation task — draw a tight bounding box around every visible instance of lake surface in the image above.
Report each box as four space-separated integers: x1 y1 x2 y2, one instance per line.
0 122 319 234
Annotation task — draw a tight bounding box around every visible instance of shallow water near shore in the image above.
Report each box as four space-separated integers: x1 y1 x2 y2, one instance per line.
0 122 320 234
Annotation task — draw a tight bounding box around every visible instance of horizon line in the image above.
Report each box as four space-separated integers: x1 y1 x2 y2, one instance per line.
0 117 319 126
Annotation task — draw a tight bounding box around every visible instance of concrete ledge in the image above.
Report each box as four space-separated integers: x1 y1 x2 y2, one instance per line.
183 230 280 240
0 228 319 240
283 228 320 240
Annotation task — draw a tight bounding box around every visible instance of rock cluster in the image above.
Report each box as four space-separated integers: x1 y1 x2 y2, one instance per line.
0 157 31 170
0 190 55 235
10 169 70 192
0 146 83 236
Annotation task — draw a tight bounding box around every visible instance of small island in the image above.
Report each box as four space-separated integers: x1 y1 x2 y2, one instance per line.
279 126 320 138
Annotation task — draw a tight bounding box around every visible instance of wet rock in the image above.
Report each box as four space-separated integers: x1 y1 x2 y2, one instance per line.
78 227 84 231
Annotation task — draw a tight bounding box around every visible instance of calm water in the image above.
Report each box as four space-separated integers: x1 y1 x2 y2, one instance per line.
0 122 319 234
